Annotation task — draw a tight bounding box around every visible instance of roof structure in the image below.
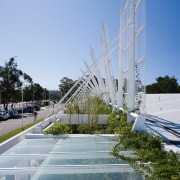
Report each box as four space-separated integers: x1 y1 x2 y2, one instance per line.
57 0 146 114
0 0 179 178
145 94 180 152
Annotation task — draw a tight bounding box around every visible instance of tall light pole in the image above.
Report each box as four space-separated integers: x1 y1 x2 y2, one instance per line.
21 73 24 130
32 84 34 107
48 90 50 106
0 77 2 110
21 86 24 129
0 90 1 110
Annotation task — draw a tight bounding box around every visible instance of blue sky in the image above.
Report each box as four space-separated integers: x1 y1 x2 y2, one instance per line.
0 0 180 90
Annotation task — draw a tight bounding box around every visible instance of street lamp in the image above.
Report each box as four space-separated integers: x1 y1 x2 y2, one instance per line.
0 90 1 110
0 77 2 110
21 86 24 129
48 90 50 106
21 73 25 130
32 84 34 107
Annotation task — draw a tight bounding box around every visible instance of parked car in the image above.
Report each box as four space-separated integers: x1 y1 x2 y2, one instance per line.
33 105 40 111
23 106 35 113
0 116 3 121
7 109 19 119
0 111 10 120
16 109 23 114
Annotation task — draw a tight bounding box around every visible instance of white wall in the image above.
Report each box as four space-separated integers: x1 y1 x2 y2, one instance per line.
57 114 109 124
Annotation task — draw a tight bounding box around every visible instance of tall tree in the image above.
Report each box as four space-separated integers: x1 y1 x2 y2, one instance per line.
58 77 75 98
32 83 44 101
0 57 33 110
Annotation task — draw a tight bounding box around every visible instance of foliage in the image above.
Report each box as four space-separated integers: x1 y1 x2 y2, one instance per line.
64 95 112 133
0 56 62 112
44 123 107 135
73 100 80 114
46 95 111 134
106 111 119 133
77 124 95 134
65 95 112 115
0 58 33 109
111 117 180 179
23 83 49 103
65 100 80 114
44 122 70 135
58 77 77 101
92 96 112 114
76 123 107 134
135 65 144 114
59 77 74 93
120 131 163 151
107 111 131 134
0 57 50 110
146 75 180 93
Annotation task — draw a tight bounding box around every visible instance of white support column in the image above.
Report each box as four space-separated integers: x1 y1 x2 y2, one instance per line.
80 69 96 94
127 0 135 112
90 47 108 102
117 0 124 109
84 60 100 95
101 23 116 105
65 79 88 106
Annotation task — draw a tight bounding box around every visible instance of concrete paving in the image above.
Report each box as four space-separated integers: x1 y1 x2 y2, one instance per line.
0 106 53 136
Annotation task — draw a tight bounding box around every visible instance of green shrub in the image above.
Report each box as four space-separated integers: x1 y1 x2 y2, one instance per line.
112 128 180 179
77 124 93 134
66 95 112 115
44 122 70 135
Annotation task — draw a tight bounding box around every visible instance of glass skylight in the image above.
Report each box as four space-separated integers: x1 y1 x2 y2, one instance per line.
0 134 144 180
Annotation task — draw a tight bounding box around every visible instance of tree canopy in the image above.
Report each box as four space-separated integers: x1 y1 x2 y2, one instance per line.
0 58 33 109
0 57 52 110
146 75 180 94
58 77 76 98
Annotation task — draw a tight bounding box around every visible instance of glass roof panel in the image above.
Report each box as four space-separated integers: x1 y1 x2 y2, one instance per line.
0 134 143 180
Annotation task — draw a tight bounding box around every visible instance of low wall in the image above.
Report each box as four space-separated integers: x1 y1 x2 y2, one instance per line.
57 113 109 124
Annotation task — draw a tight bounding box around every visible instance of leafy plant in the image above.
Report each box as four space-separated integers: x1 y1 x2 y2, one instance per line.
44 122 70 135
111 114 180 179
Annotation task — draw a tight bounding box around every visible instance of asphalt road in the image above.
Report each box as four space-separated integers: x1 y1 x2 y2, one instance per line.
0 106 54 136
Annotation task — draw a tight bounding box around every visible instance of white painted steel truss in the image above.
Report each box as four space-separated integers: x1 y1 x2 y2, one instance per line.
58 0 146 114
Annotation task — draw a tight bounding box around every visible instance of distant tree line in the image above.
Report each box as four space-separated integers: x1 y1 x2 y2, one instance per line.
146 75 180 93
